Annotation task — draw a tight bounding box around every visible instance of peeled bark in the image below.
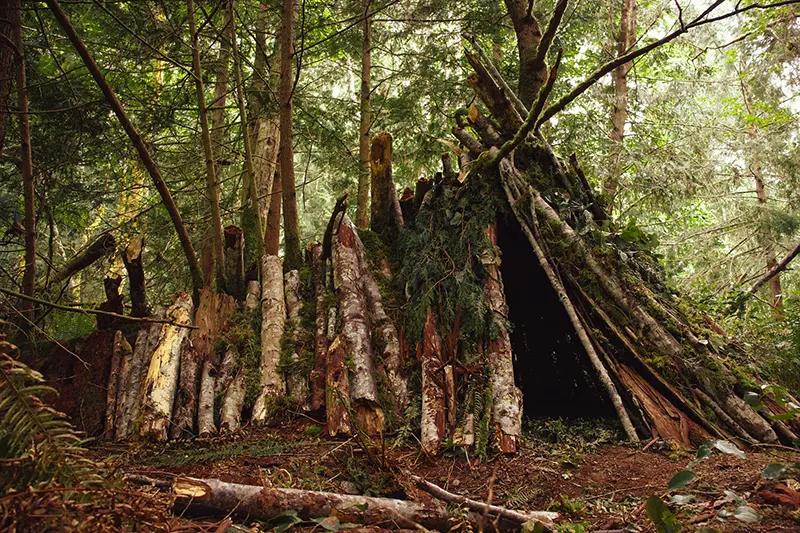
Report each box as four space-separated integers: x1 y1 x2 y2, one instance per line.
369 131 404 238
115 311 165 439
123 236 149 317
140 293 194 441
285 269 310 408
326 335 352 437
332 214 384 435
308 243 328 412
420 308 446 456
103 330 131 440
483 225 523 452
173 477 534 532
253 255 286 422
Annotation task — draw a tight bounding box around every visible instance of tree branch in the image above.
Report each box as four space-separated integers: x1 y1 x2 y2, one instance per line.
533 0 568 67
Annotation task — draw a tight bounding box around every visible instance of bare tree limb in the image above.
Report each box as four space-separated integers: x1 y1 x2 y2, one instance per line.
730 239 800 312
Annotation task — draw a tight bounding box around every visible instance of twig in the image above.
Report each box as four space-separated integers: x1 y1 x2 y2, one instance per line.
0 287 197 329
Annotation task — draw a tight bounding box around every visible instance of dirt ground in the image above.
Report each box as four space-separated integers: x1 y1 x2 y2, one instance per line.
83 417 800 532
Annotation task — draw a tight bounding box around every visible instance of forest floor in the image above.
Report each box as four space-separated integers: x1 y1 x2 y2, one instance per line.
85 418 800 532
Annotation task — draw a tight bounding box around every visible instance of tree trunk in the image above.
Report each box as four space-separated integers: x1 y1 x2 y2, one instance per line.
115 311 166 439
278 0 302 271
123 236 149 317
605 0 637 206
97 276 124 330
48 233 116 287
187 0 223 288
223 225 245 300
308 243 328 413
45 0 203 296
253 255 286 422
420 308 446 456
140 293 194 441
15 0 35 320
326 335 352 436
0 0 17 155
355 0 372 229
369 131 404 239
503 0 545 109
332 214 384 435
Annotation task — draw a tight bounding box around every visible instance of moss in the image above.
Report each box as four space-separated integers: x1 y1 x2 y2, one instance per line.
731 364 760 392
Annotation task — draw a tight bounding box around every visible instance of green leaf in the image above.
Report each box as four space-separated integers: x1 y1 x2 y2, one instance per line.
744 392 763 411
714 440 745 459
668 470 697 491
767 412 798 422
762 463 787 479
646 495 683 533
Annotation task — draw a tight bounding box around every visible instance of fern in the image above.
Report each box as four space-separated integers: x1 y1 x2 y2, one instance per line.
0 349 100 490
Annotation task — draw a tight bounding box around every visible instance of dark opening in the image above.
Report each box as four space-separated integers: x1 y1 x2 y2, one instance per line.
497 218 616 419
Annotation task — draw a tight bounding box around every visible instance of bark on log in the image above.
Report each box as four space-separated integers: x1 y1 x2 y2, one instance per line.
369 131 404 239
140 292 194 441
172 477 535 532
420 308 446 456
218 348 246 432
103 330 131 440
484 225 523 453
399 187 415 225
326 335 352 437
413 178 432 215
308 243 328 412
97 276 124 330
123 236 149 317
171 339 200 439
285 269 310 409
253 254 286 422
115 311 165 439
332 214 384 435
245 280 261 312
197 359 217 436
49 233 116 286
464 52 523 133
223 225 246 300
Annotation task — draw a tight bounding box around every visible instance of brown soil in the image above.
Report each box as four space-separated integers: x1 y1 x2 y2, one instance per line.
99 419 800 532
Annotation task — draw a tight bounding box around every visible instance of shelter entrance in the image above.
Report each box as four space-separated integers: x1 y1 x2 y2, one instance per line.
497 218 616 420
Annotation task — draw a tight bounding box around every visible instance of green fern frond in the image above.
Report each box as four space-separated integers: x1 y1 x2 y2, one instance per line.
0 354 101 490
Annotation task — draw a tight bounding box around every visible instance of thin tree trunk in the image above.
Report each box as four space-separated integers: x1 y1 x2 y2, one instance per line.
140 293 194 441
45 0 203 296
15 0 35 318
223 225 245 299
0 0 17 155
604 0 637 206
355 0 372 229
253 254 286 422
278 0 302 271
187 0 224 288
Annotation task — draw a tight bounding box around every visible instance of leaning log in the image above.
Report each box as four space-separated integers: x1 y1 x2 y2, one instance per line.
332 214 384 435
284 269 310 409
420 308 446 456
308 243 328 413
140 292 194 441
223 225 246 300
326 335 352 437
369 131 404 239
103 330 130 440
49 232 116 287
172 477 545 532
253 254 286 422
218 348 246 432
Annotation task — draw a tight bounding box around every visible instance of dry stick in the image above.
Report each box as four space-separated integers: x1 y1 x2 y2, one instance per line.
187 0 224 284
536 0 800 127
45 0 203 297
498 160 638 442
733 239 800 311
0 287 197 329
410 475 557 529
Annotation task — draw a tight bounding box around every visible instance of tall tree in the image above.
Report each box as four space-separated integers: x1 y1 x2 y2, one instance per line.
278 0 301 270
355 0 372 230
0 0 17 155
605 0 637 208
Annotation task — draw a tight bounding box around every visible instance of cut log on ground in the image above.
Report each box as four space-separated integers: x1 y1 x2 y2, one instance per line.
253 254 286 422
173 477 551 532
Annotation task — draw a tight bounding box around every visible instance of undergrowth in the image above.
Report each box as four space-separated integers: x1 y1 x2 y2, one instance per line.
141 438 293 468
